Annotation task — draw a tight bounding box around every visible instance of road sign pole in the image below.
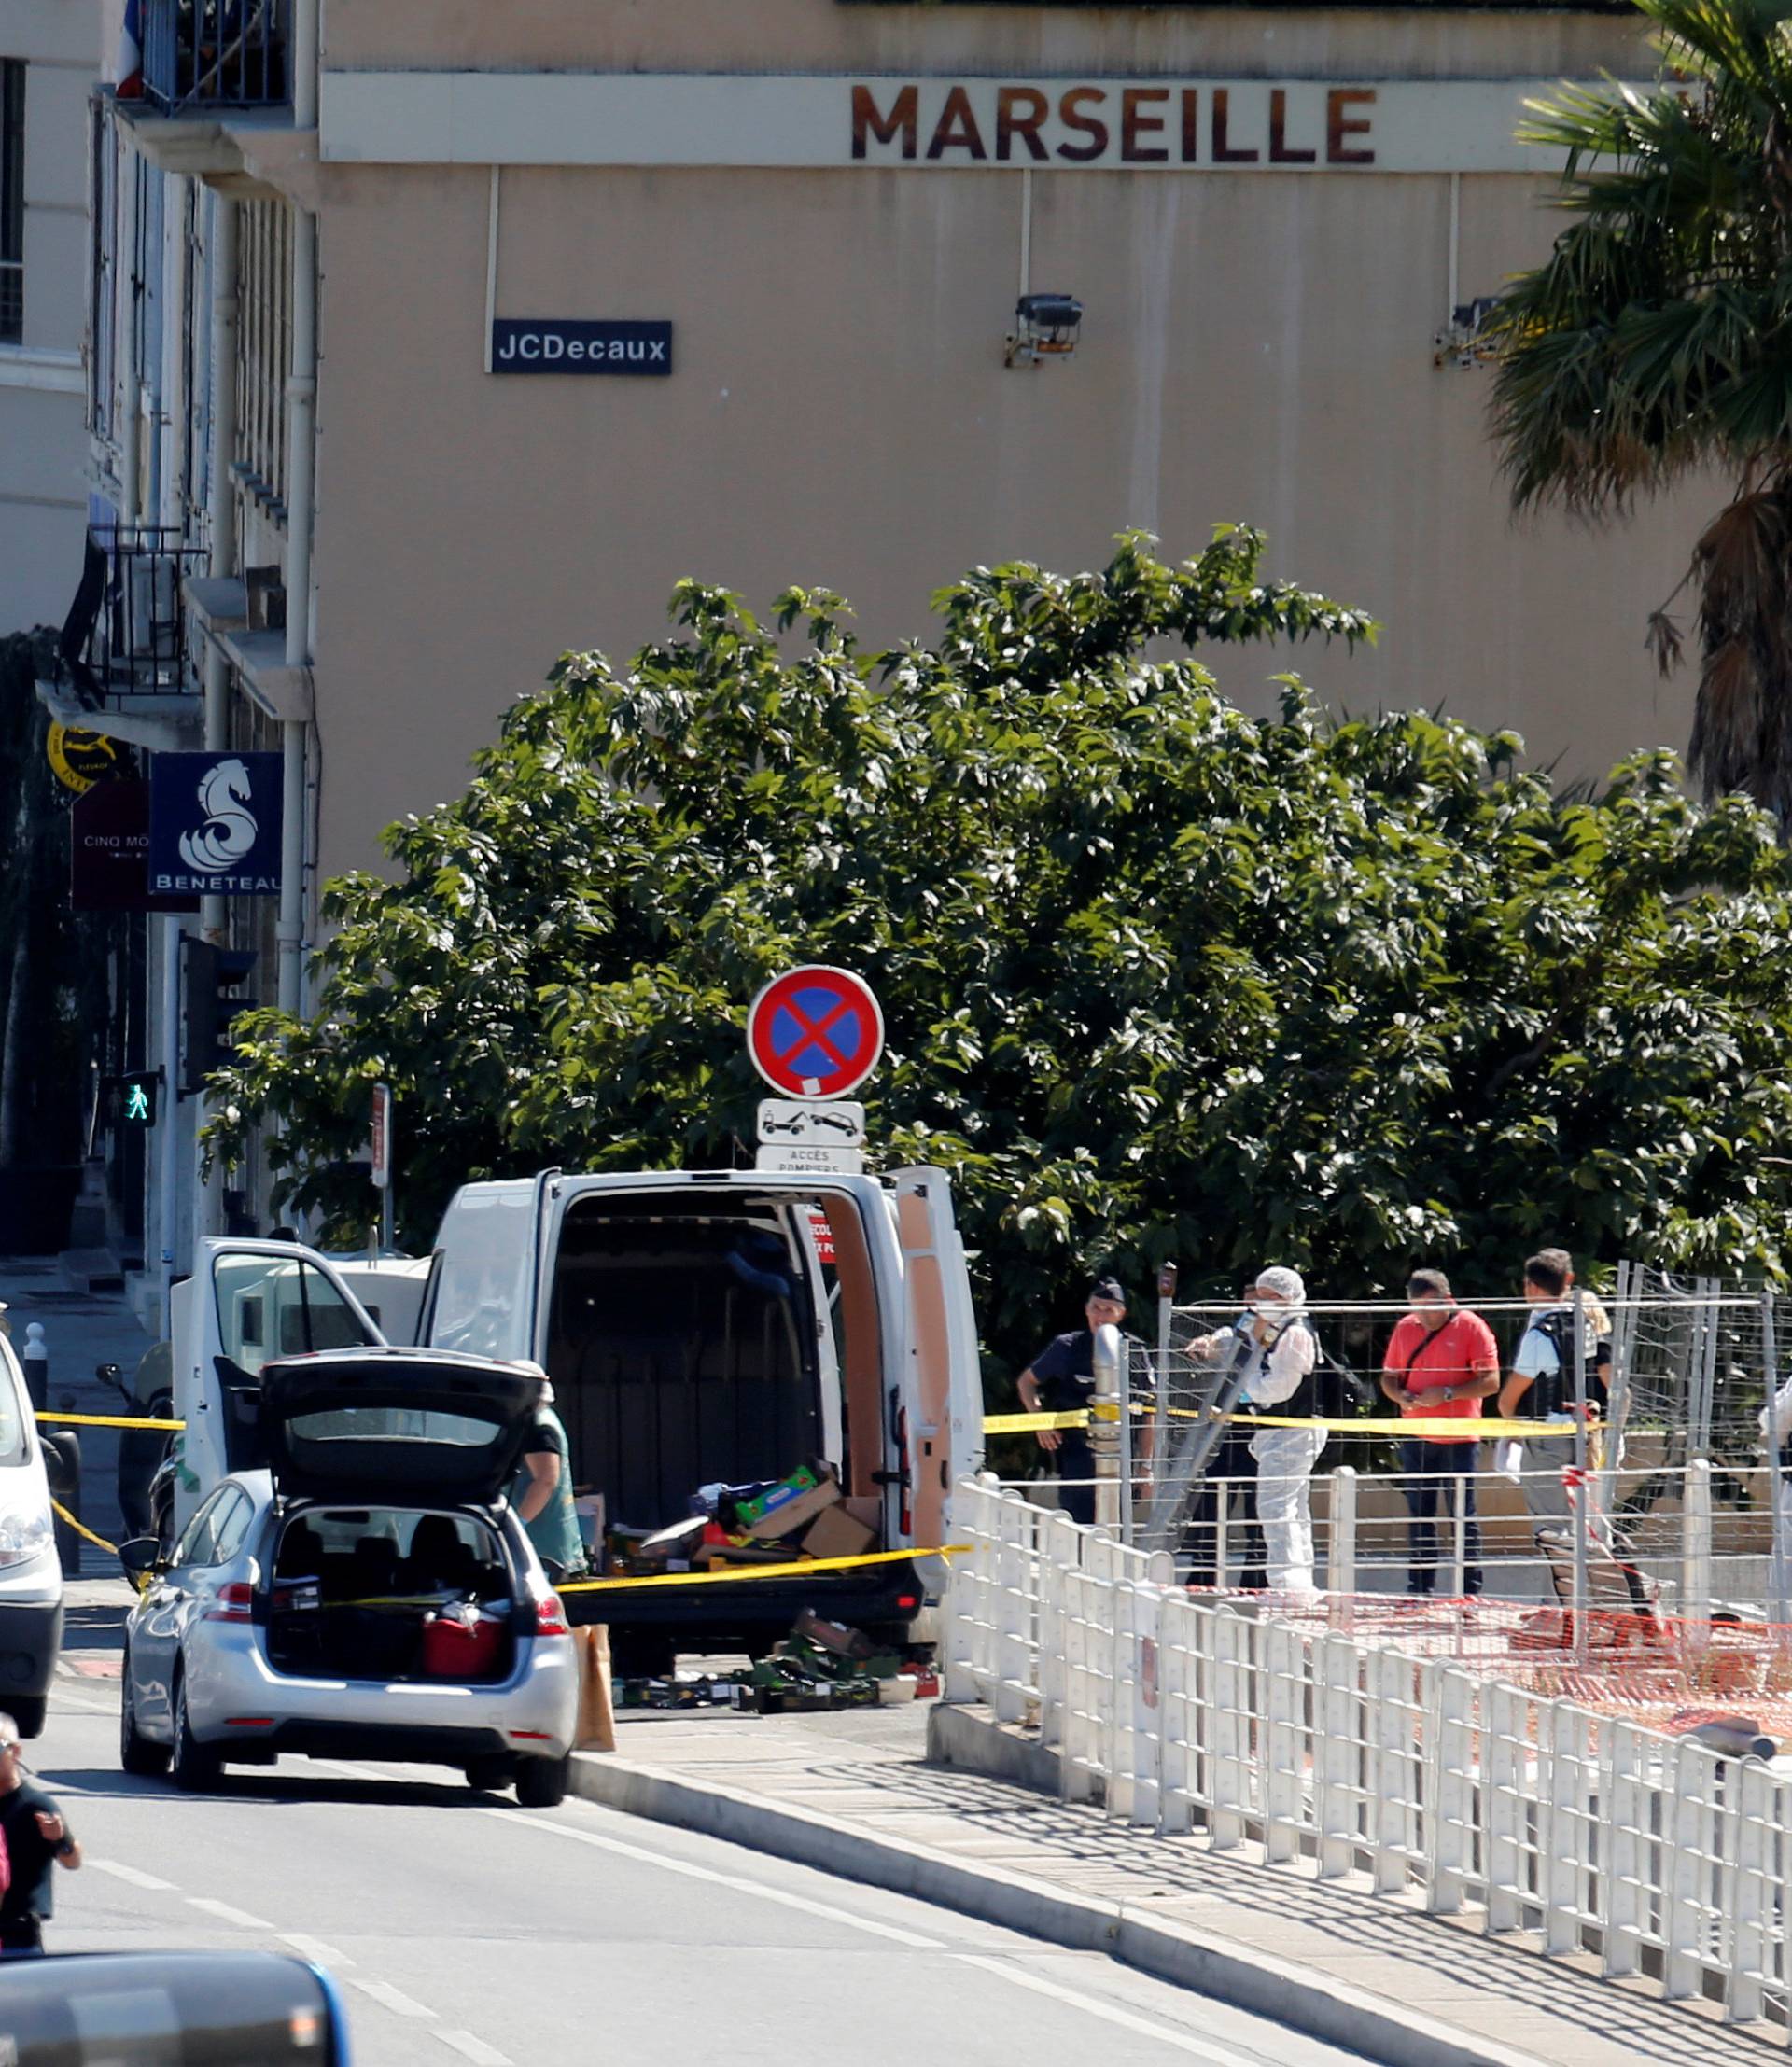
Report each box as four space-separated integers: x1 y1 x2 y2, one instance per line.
371 1082 393 1252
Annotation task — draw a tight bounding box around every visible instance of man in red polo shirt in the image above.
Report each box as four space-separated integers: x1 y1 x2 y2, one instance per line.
1381 1268 1499 1596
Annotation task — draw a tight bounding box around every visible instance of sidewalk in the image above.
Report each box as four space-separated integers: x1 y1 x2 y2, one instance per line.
574 1696 1775 2067
1 1257 155 1560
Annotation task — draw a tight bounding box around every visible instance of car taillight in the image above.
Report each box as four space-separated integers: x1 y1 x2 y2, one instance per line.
535 1594 568 1637
205 1583 254 1624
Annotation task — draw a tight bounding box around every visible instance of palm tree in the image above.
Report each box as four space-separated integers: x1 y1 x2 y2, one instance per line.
1489 0 1792 824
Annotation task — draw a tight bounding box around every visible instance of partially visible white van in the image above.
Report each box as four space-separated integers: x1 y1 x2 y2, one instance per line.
0 1330 63 1736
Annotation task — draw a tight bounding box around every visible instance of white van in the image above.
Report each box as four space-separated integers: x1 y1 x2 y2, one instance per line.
170 1167 984 1673
0 1329 63 1736
413 1166 983 1670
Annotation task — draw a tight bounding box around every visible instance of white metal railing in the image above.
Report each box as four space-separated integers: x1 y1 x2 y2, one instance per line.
943 1475 1792 2035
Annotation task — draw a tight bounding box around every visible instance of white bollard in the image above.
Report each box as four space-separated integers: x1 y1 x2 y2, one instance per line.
20 1321 47 1412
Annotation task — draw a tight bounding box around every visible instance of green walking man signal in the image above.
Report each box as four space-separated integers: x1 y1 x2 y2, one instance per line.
101 1070 161 1128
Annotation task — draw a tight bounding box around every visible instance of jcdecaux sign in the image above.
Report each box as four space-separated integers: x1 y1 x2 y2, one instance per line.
491 319 672 375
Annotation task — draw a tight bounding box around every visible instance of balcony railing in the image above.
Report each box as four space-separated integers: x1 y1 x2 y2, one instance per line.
54 526 208 707
142 0 290 117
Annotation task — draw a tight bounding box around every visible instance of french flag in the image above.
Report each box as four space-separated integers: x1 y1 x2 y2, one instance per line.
117 0 144 99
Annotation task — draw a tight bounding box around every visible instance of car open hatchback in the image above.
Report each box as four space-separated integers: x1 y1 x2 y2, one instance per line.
119 1348 578 1803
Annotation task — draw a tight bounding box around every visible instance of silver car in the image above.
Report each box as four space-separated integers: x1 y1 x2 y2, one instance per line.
119 1349 579 1805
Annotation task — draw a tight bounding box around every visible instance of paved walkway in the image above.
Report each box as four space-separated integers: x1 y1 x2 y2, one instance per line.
596 1695 1776 2067
1 1256 155 1560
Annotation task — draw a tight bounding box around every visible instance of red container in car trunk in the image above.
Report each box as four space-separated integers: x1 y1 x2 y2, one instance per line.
421 1609 504 1679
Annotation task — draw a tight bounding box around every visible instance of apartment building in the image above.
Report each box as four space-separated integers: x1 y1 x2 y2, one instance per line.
0 1 95 633
51 0 1702 1310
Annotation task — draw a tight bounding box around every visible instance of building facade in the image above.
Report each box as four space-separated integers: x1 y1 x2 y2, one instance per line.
54 0 1707 1317
0 0 94 635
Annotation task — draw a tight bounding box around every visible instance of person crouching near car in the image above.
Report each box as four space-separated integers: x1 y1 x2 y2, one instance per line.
1230 1267 1326 1598
0 1714 79 1957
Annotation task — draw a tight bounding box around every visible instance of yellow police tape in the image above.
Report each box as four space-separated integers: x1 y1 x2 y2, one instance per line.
983 1406 1589 1440
35 1409 184 1432
50 1500 119 1556
558 1545 969 1594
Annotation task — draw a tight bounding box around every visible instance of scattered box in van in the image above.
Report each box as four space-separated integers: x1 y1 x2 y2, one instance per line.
733 1463 841 1542
801 1506 877 1561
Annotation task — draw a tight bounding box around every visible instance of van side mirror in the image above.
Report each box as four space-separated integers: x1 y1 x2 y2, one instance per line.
118 1536 163 1585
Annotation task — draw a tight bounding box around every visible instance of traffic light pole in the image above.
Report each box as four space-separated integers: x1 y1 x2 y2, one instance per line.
159 914 183 1335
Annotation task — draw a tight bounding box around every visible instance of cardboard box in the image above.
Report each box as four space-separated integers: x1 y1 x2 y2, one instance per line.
732 1462 833 1529
801 1505 878 1561
736 1463 843 1542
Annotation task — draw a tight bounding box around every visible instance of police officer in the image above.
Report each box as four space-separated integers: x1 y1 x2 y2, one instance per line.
1015 1278 1148 1526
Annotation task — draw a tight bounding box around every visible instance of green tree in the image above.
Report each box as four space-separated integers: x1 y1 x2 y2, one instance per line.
206 531 1792 1376
1489 0 1792 823
0 632 122 1180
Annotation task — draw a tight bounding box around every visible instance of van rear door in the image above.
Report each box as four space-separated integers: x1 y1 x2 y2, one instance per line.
172 1240 385 1532
889 1167 983 1550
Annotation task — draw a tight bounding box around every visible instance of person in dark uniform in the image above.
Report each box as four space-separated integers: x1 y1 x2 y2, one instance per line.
1015 1278 1148 1526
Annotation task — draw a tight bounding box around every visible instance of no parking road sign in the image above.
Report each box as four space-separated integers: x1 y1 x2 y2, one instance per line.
747 966 884 1099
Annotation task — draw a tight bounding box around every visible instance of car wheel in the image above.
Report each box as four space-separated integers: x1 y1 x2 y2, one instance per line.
169 1672 220 1792
464 1755 515 1794
119 1660 170 1777
9 1697 45 1741
513 1753 569 1809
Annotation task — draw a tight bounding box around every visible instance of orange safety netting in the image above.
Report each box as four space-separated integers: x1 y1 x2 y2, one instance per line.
1189 1587 1792 1740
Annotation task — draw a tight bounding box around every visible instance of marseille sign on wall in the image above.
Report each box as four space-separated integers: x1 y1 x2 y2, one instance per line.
490 319 673 375
147 752 285 897
325 72 1628 175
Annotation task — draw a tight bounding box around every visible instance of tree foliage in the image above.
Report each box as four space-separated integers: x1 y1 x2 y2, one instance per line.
206 530 1792 1376
1488 0 1792 822
0 632 121 1171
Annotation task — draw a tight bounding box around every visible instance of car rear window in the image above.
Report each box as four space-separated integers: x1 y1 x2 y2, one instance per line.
287 1407 498 1450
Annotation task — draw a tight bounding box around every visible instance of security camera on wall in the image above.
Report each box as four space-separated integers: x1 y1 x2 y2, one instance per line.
1006 293 1083 368
1433 293 1501 370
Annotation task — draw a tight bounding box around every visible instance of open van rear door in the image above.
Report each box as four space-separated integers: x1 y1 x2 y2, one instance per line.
171 1239 385 1533
889 1168 983 1552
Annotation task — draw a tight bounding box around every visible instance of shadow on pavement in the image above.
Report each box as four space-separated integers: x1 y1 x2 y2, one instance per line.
35 1764 511 1810
63 1600 129 1655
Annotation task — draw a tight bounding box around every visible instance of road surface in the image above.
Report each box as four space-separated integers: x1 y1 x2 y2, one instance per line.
33 1674 1374 2067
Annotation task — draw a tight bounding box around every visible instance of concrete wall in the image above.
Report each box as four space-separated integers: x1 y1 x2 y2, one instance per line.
0 0 97 635
304 2 1702 880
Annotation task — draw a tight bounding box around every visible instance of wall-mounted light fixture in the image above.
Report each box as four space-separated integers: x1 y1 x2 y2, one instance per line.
1005 293 1083 369
1433 294 1501 370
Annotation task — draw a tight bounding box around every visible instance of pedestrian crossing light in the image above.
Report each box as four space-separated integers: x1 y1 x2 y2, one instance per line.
101 1070 160 1128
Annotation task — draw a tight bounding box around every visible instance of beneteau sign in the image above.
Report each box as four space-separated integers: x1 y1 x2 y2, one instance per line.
322 72 1602 175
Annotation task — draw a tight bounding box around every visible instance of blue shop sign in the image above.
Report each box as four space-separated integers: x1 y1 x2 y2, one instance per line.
148 752 285 896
